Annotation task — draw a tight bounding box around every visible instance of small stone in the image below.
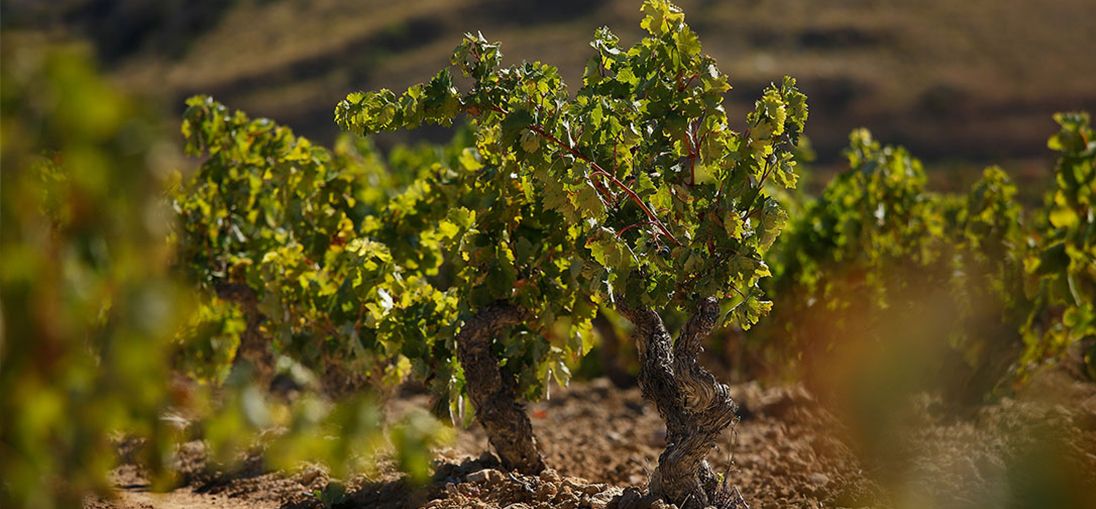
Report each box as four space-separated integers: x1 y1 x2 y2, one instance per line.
581 483 606 495
536 481 558 499
541 468 562 482
294 465 324 486
807 472 831 485
562 477 596 494
466 468 504 483
590 487 624 509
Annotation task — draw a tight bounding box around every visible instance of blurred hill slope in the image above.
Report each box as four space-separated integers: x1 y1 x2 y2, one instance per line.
6 0 1094 185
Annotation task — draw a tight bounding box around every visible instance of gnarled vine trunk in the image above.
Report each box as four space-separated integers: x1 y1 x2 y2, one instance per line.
216 283 275 387
619 298 747 509
455 303 545 474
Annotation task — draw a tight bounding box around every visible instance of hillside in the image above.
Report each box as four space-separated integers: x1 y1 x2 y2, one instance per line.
8 0 1094 187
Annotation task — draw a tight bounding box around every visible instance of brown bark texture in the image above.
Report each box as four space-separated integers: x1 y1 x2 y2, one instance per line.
619 297 748 509
455 302 545 474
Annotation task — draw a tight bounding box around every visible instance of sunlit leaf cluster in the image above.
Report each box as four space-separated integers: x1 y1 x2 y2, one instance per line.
337 2 807 362
176 97 465 393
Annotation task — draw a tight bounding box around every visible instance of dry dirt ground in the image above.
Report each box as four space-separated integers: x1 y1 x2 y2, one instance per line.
86 372 1096 509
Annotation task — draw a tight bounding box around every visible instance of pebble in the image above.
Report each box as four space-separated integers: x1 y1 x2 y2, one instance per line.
536 481 558 499
466 468 504 483
590 487 624 509
580 482 607 495
294 465 324 485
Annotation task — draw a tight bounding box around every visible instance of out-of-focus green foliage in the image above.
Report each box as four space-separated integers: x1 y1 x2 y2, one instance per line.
0 44 451 507
173 297 245 384
1022 113 1096 374
0 43 190 507
765 129 944 312
755 129 961 393
941 165 1030 398
193 376 453 484
755 115 1095 401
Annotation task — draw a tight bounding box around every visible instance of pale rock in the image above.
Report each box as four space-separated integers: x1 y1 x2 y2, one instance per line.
466 468 504 483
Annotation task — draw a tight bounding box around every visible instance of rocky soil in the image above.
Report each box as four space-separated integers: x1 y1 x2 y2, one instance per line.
87 373 1096 509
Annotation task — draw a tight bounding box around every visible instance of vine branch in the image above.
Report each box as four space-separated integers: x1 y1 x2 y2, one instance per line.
482 105 680 245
